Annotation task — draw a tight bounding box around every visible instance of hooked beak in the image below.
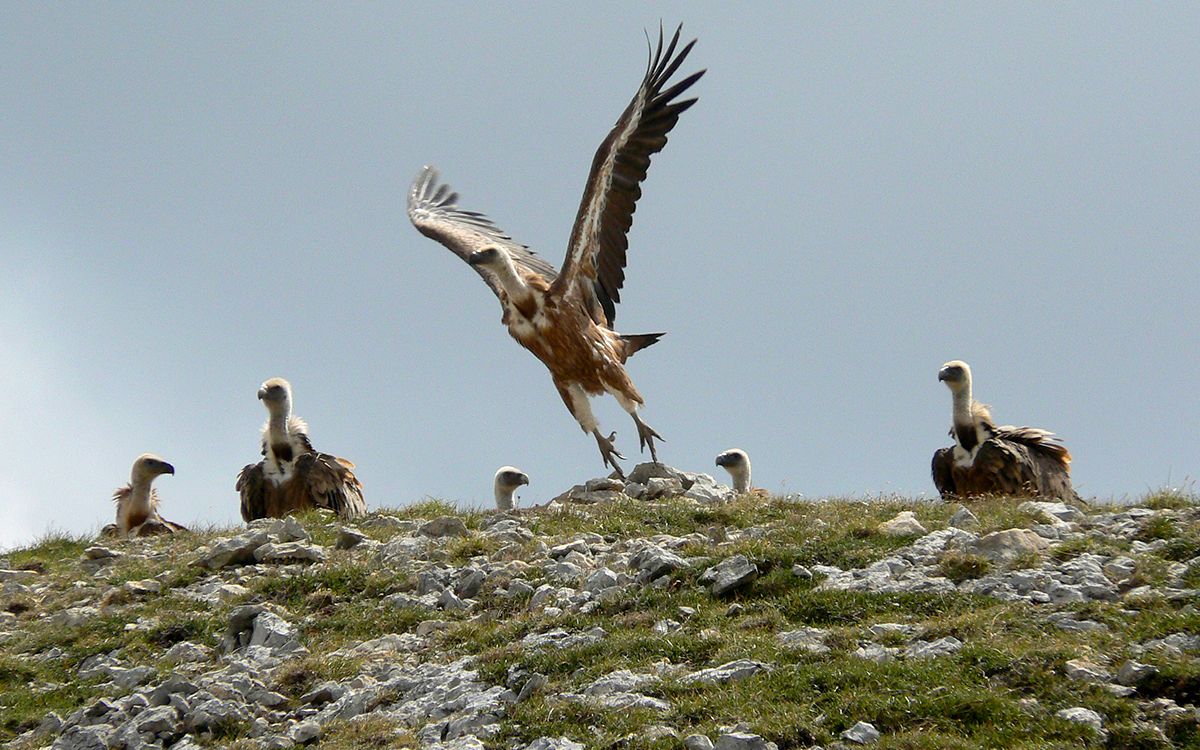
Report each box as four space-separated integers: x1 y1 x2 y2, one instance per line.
467 251 486 266
257 387 267 400
161 462 175 476
519 474 530 486
937 368 951 382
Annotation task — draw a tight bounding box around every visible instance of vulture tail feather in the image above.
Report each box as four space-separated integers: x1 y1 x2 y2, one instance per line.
620 332 665 360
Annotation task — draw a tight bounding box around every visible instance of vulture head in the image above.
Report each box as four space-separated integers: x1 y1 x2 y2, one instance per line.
938 360 972 394
493 465 530 510
467 245 506 269
715 448 752 493
257 377 293 416
131 453 175 483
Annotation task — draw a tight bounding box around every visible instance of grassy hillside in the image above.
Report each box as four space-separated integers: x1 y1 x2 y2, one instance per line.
1 491 1197 749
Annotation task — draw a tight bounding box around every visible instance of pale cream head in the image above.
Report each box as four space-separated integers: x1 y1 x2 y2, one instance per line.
493 465 530 511
131 453 175 483
467 244 530 300
257 377 293 416
467 245 509 271
715 448 752 493
938 360 972 395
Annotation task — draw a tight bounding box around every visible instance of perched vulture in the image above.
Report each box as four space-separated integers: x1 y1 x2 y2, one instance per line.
715 448 768 497
493 466 530 511
103 453 187 538
715 448 753 494
932 360 1080 502
236 378 366 521
408 25 704 478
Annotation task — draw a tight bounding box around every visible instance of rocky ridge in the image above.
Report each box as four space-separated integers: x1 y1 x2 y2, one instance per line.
0 472 1197 749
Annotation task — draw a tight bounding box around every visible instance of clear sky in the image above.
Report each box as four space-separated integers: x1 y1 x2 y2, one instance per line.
2 3 1197 550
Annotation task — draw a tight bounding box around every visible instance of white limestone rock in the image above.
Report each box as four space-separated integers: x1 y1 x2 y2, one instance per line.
777 627 831 655
970 529 1050 562
949 506 980 530
713 732 778 750
253 541 326 564
1055 706 1105 735
420 517 470 538
903 636 963 659
699 555 759 596
684 659 769 685
841 721 880 744
879 511 927 537
1064 658 1112 683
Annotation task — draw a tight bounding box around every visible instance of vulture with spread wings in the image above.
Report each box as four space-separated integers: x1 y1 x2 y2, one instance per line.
408 25 704 478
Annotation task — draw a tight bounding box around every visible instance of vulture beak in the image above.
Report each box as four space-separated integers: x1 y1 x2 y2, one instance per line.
937 368 950 382
715 454 731 467
519 474 530 486
467 252 486 266
257 387 267 400
161 462 175 475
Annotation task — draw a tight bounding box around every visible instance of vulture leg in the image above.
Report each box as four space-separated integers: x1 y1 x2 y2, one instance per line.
593 429 626 480
632 413 664 464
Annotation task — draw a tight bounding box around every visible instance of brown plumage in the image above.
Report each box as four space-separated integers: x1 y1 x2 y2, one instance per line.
237 378 366 521
932 360 1080 502
103 453 187 538
408 25 703 478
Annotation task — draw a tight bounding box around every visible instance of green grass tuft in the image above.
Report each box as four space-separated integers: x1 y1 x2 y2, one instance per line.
938 551 992 583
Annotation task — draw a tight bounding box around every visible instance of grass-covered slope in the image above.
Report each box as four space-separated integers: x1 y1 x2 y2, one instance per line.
1 491 1198 749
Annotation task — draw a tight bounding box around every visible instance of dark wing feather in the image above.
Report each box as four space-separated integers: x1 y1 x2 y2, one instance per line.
953 434 1078 502
294 452 367 520
160 517 189 533
993 426 1072 468
970 439 1041 496
931 447 957 500
552 24 704 326
992 427 1079 501
408 166 558 298
237 462 268 522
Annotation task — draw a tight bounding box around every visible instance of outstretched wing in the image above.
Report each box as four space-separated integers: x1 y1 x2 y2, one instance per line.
408 166 558 297
293 452 367 520
551 24 705 326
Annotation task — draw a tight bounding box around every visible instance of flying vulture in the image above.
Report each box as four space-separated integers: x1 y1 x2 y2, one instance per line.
236 378 366 521
931 360 1080 502
493 465 530 511
103 453 187 538
408 25 704 478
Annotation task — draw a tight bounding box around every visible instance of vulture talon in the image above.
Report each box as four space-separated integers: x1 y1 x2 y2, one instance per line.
594 429 626 479
633 415 664 463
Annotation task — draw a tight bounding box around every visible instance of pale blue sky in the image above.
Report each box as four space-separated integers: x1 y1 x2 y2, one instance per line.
2 3 1197 549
